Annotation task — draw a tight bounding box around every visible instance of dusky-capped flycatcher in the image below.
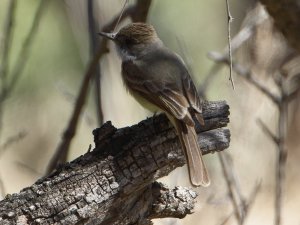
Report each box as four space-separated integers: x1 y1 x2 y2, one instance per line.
99 23 210 187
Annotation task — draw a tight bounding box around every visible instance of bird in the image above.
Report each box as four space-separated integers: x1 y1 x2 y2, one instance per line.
98 23 210 187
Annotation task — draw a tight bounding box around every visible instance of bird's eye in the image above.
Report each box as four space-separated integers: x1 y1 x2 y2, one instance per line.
124 38 135 46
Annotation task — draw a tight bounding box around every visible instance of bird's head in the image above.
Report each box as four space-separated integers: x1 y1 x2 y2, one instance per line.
98 23 162 61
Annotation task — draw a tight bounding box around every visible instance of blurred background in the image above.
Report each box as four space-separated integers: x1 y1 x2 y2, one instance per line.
0 0 299 224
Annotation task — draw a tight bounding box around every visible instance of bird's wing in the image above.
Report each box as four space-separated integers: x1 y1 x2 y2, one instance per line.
171 53 204 125
122 59 194 126
181 69 204 125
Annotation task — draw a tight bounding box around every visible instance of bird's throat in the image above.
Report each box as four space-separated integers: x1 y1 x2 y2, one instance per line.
116 46 137 62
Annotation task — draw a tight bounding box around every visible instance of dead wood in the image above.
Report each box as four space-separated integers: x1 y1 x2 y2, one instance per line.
0 100 230 225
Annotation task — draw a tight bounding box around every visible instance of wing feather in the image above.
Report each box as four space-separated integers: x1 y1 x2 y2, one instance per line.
122 60 194 125
181 68 204 125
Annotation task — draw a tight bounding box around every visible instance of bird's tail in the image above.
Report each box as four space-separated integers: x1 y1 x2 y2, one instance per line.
173 119 210 187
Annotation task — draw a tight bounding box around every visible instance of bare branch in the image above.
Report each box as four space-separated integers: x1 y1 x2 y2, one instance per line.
259 0 300 53
4 0 47 100
0 0 17 138
243 181 261 218
275 76 288 225
112 0 129 33
199 10 267 98
209 46 290 225
87 0 104 126
256 119 279 144
225 0 235 89
218 152 243 225
208 51 280 105
0 0 16 90
219 181 261 225
0 130 27 157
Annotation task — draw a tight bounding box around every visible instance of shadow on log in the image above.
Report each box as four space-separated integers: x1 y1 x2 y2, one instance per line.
0 100 230 225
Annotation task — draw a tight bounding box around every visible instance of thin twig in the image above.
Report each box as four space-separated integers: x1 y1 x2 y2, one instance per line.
0 0 46 140
87 0 103 126
275 76 288 225
211 44 289 225
0 130 27 157
256 119 279 144
219 212 232 225
14 161 42 177
3 0 47 101
213 48 289 225
113 0 129 33
0 0 16 89
243 181 261 218
227 154 247 219
199 5 268 98
222 153 247 218
0 0 17 139
225 0 235 90
218 152 243 225
46 0 152 174
219 181 261 225
208 51 280 105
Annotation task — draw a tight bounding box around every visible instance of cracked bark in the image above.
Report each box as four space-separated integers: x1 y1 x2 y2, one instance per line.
0 100 230 225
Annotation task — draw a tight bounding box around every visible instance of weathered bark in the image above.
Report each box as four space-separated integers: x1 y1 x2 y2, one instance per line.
259 0 300 53
0 101 230 225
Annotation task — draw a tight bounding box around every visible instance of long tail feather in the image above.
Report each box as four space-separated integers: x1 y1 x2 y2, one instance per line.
174 119 210 187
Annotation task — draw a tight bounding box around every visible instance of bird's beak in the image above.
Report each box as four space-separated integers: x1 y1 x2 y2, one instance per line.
98 31 116 40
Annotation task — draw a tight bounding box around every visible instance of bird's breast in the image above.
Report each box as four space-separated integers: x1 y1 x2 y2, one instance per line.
121 61 161 113
129 89 161 113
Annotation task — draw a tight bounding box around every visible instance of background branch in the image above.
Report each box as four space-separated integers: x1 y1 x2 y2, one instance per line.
220 182 261 225
0 0 16 138
5 0 47 97
218 152 243 224
209 44 291 225
257 119 279 145
259 0 300 53
225 0 235 89
275 76 288 225
88 0 104 127
0 0 46 146
198 9 267 98
0 0 16 97
208 51 280 104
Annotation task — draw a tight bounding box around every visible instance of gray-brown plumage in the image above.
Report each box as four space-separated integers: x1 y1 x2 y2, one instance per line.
99 23 210 187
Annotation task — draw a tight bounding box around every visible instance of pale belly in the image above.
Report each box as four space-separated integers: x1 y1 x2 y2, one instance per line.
126 85 176 129
129 89 161 113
